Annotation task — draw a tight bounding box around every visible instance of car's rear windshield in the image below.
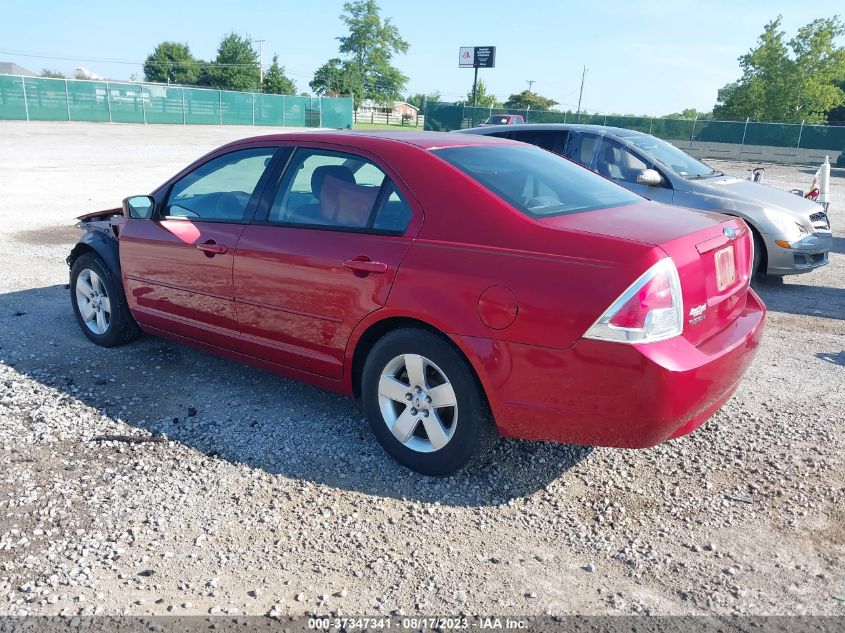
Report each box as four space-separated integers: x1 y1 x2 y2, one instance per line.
433 144 640 218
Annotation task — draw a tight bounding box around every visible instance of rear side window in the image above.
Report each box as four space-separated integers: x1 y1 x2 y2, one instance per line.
372 184 412 233
509 130 568 156
269 149 385 229
433 144 640 218
266 148 411 234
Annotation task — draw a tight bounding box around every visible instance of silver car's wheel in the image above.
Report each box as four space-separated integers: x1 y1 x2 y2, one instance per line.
75 268 112 335
377 353 458 453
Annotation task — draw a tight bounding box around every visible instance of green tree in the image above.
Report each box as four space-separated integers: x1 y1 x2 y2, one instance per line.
663 108 712 120
262 54 297 95
310 58 361 97
200 33 260 92
467 80 499 107
41 68 65 79
406 91 440 109
504 90 558 110
143 42 199 84
713 16 845 123
316 0 409 107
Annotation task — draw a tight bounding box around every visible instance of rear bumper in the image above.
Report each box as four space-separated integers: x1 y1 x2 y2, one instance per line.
764 232 832 275
458 290 766 448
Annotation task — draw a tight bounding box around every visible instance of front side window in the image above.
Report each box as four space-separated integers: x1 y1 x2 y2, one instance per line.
433 144 640 218
165 148 276 221
268 149 410 234
620 132 716 178
595 138 649 184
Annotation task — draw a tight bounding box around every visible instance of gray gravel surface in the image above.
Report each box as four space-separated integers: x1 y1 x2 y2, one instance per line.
0 122 843 617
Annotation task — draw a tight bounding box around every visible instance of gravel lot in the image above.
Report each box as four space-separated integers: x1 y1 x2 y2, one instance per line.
0 122 843 618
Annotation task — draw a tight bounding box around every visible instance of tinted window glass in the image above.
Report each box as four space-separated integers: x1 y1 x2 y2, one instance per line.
567 133 599 167
269 149 386 229
166 148 275 221
372 184 412 234
595 137 649 183
433 145 640 218
510 130 568 156
620 132 716 178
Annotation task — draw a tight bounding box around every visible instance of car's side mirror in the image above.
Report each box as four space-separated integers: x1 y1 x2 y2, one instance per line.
123 195 155 219
636 169 663 186
636 169 662 186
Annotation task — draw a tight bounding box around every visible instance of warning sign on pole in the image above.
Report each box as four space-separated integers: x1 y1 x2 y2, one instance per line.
459 46 496 68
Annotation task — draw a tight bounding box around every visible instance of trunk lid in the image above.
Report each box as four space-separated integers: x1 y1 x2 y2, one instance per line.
540 201 753 347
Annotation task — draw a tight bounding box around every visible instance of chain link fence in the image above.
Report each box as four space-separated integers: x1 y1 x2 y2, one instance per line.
424 102 845 166
0 74 353 129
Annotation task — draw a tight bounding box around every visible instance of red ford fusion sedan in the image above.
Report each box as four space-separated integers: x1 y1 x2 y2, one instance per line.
68 131 765 475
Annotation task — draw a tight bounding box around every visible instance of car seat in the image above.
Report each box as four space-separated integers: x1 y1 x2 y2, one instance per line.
597 146 624 180
288 165 356 223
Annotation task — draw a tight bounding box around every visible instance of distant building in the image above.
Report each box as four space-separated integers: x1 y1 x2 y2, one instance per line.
356 99 419 119
0 62 37 76
74 67 104 80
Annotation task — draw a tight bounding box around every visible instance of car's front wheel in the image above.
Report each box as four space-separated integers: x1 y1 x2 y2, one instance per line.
361 328 496 476
70 252 139 347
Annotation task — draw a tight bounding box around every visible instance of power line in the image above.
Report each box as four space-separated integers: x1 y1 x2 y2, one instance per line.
0 48 262 69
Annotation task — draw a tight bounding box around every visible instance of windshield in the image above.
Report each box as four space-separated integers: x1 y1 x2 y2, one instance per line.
433 144 640 218
621 133 718 179
485 115 511 125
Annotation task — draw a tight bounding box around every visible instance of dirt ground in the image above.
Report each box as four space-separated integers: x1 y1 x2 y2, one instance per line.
0 122 842 618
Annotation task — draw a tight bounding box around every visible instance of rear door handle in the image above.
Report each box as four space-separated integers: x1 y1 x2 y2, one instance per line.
343 259 388 274
197 241 228 255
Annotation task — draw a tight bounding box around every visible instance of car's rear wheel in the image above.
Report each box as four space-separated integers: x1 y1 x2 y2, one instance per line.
70 252 139 347
361 328 496 476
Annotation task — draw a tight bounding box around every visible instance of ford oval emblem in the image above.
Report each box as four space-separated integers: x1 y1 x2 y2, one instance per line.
723 226 737 239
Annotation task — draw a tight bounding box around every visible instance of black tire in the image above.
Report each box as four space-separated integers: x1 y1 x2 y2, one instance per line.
361 328 497 476
752 230 765 278
70 251 140 347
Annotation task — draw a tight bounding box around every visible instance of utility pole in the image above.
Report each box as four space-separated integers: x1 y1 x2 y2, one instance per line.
255 39 266 85
576 65 587 116
527 80 535 92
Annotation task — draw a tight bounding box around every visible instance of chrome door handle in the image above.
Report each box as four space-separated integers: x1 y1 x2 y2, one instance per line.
197 241 228 255
343 259 388 274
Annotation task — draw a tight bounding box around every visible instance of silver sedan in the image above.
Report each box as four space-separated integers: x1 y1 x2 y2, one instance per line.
457 123 832 277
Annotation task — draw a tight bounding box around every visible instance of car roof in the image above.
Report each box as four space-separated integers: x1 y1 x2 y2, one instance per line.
457 123 648 138
220 130 518 151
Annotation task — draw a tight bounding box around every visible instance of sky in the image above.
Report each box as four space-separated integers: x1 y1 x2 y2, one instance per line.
0 0 839 116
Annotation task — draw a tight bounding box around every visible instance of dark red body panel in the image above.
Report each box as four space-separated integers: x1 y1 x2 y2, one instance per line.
120 219 246 348
454 290 765 447
103 131 765 450
232 226 414 378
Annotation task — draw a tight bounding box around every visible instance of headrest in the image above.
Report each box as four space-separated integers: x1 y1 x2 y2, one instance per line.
311 165 355 198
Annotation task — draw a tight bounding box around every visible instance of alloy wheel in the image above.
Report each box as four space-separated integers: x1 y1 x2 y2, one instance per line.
75 268 111 335
377 353 458 453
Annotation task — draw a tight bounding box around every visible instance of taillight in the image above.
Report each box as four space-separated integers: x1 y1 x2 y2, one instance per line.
584 258 684 344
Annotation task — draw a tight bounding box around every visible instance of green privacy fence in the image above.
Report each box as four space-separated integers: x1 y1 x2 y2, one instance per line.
424 102 845 165
0 74 353 128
